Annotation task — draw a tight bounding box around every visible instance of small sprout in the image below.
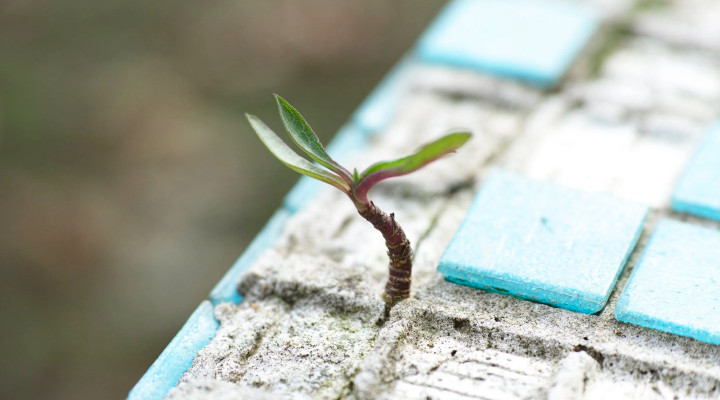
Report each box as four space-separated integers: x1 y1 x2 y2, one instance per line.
247 94 471 308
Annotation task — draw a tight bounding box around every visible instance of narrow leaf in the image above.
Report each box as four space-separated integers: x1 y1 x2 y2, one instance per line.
359 132 471 180
353 132 471 203
246 113 350 192
275 95 353 182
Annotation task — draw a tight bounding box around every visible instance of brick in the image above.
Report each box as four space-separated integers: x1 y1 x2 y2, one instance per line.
438 169 647 314
615 219 720 345
415 0 599 88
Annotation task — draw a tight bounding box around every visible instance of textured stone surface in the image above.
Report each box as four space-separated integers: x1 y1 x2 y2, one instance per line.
411 64 544 109
547 351 600 400
672 124 720 221
438 169 647 314
415 0 599 87
352 280 720 399
153 1 720 398
170 254 386 400
616 219 720 345
504 37 720 208
633 0 720 53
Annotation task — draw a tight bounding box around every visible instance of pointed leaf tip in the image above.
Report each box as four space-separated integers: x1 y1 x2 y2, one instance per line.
359 131 471 180
353 131 471 202
275 95 353 182
246 113 350 193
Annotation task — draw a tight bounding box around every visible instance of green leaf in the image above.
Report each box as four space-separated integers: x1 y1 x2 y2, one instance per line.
246 113 350 192
359 132 472 181
352 132 471 204
274 95 352 182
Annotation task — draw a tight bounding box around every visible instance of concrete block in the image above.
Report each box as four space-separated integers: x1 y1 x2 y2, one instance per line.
209 210 289 305
283 123 368 213
415 0 599 88
438 169 648 314
351 56 415 134
672 124 720 221
615 219 720 345
128 301 219 400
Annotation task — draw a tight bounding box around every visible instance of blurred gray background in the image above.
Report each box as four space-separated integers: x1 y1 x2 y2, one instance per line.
0 1 447 398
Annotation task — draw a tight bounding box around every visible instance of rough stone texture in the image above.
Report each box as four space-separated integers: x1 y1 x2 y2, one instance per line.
171 256 385 399
632 0 720 53
166 3 720 399
547 352 600 400
503 37 720 208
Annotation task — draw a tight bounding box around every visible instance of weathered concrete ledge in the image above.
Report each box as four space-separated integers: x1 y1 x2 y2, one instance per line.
132 0 720 398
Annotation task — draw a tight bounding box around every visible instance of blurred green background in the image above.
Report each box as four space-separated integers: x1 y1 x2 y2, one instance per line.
0 1 446 398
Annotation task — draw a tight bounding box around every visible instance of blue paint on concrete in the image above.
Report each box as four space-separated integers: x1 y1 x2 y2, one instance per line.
283 124 368 213
616 219 720 345
672 124 720 221
352 56 415 134
438 169 648 314
415 0 599 88
209 210 290 305
128 301 219 400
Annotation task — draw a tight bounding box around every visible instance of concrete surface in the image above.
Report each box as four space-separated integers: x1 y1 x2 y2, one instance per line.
161 0 720 398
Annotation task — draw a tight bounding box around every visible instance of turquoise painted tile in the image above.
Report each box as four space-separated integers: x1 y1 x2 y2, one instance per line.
415 0 599 88
352 56 415 134
128 301 219 400
672 124 720 221
438 170 647 314
284 124 368 213
209 210 290 305
616 219 720 345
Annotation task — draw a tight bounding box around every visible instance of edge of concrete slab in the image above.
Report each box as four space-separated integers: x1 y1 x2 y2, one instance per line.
128 301 219 400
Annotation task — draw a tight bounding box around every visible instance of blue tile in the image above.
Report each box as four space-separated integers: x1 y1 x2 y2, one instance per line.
352 56 415 134
672 124 720 221
209 210 290 305
415 0 599 88
284 124 368 213
128 301 219 400
616 219 720 345
438 170 648 314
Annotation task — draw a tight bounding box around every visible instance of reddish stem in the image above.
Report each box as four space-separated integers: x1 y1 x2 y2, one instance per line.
357 201 413 307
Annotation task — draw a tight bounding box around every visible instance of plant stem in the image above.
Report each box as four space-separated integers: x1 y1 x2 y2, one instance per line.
357 201 413 307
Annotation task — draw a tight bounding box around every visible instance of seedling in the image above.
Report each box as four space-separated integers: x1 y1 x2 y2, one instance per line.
246 95 471 308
